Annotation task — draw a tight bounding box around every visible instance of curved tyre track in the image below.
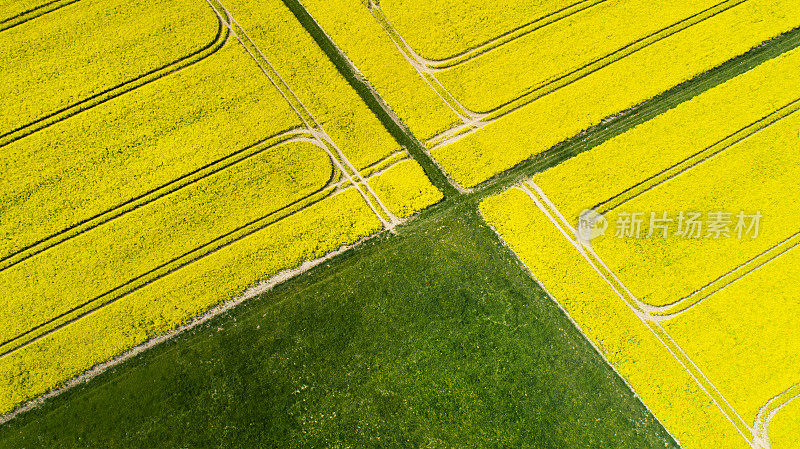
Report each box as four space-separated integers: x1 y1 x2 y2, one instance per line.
0 0 81 33
0 4 229 148
0 133 344 360
424 0 751 149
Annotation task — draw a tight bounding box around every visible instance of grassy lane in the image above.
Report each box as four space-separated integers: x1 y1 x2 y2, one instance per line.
281 0 460 198
0 202 676 448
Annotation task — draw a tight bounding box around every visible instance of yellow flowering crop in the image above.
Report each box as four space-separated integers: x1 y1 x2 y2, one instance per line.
480 189 746 449
769 398 800 448
0 0 55 24
0 0 220 135
593 112 800 307
0 0 442 415
436 0 723 113
479 46 800 449
300 0 800 188
378 0 579 60
369 159 444 219
663 250 800 432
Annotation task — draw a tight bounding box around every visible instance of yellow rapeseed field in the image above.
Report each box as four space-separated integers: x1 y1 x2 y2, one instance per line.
436 0 722 112
479 45 800 449
663 250 800 430
378 0 579 60
301 0 800 188
769 398 800 448
0 0 442 415
479 189 745 449
0 0 219 135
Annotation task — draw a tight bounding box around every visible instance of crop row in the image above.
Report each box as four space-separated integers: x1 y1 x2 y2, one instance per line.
301 0 800 188
529 46 800 307
0 146 430 359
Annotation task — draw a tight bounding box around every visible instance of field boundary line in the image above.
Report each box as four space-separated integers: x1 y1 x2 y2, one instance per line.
0 0 80 32
207 0 400 229
519 181 755 446
0 233 377 427
286 0 464 197
752 383 800 448
424 0 750 149
0 4 228 148
593 97 800 215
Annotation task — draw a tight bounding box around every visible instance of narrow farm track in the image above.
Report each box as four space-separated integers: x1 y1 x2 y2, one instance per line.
206 0 399 228
0 0 80 33
593 97 800 215
0 12 229 148
752 383 800 448
368 0 482 125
